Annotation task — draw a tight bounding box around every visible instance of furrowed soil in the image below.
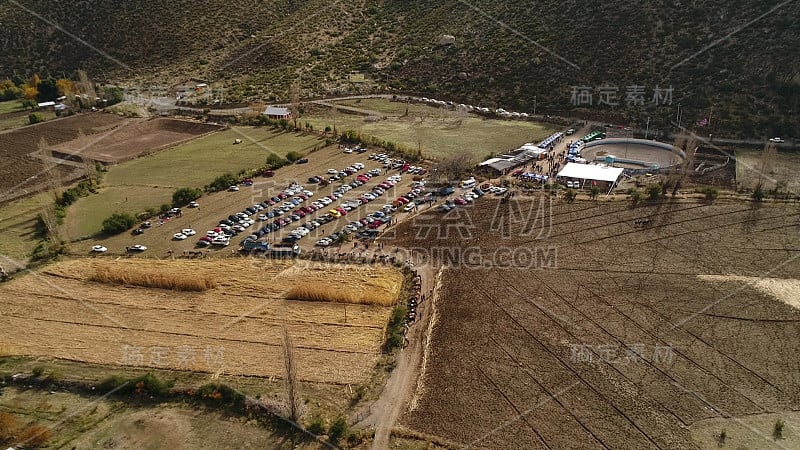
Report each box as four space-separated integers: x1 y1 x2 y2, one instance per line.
386 199 800 449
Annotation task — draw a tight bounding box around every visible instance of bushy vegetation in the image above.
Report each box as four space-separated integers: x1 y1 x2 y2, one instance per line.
205 172 240 192
196 383 246 412
285 150 303 162
172 187 202 206
97 373 175 398
266 152 288 169
101 212 136 235
28 112 45 124
383 304 408 353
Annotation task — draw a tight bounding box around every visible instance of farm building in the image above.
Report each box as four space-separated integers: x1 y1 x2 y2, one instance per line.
263 106 292 120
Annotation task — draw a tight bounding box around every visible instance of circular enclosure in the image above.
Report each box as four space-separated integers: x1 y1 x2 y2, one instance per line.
581 138 684 170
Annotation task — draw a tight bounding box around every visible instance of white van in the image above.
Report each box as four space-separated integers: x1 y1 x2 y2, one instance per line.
460 177 476 189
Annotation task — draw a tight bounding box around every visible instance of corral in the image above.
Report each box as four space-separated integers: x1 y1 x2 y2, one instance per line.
0 258 403 385
580 138 684 170
389 199 800 449
49 118 224 163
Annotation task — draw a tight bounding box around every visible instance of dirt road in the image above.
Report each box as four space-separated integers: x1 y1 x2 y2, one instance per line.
356 263 443 449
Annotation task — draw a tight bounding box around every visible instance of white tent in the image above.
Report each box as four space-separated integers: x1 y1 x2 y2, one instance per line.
557 163 624 183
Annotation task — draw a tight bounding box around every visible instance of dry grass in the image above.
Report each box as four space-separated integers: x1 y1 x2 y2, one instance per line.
90 266 218 291
0 258 402 383
285 262 404 306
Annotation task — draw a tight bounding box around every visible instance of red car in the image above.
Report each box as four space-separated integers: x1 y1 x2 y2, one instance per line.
335 207 347 216
454 197 468 205
395 197 410 204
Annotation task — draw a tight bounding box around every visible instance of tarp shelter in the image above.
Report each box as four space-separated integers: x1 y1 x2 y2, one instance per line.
557 163 624 195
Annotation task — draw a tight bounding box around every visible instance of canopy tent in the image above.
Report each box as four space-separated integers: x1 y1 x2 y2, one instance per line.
557 163 624 196
557 163 624 183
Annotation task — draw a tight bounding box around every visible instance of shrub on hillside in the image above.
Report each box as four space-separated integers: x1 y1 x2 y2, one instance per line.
285 150 303 162
101 212 136 235
172 187 202 207
28 112 45 124
266 152 288 169
205 173 239 192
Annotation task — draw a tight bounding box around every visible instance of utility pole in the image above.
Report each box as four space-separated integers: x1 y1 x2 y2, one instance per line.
645 117 650 139
533 96 537 116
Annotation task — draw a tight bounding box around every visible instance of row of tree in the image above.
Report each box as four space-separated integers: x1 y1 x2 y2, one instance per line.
1 71 124 108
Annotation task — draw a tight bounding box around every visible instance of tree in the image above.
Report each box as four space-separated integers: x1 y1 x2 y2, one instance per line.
102 212 136 235
105 86 124 106
172 187 202 206
328 417 349 443
266 152 287 169
434 150 474 182
28 112 45 124
564 189 577 202
282 326 301 423
285 150 302 162
589 185 601 200
647 184 662 202
205 173 239 192
55 78 74 96
36 78 59 102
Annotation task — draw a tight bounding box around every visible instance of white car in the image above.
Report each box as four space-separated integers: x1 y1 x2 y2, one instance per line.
494 187 508 195
316 238 332 247
129 244 147 252
188 201 199 208
327 168 338 174
91 245 107 253
228 185 240 192
303 190 314 197
182 228 196 236
343 148 353 154
173 233 188 240
769 137 785 143
403 203 416 212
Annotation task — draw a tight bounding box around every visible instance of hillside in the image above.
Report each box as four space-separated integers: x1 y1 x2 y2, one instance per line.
1 0 798 137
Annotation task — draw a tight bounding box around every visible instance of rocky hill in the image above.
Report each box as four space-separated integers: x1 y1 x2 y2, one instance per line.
1 0 797 137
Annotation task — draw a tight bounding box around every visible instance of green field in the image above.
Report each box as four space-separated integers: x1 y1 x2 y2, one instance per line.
65 126 325 238
104 127 323 187
0 108 56 131
0 99 24 114
304 98 556 160
735 147 800 194
0 192 51 265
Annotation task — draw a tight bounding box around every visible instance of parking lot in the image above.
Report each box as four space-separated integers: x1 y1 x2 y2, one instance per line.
85 144 436 257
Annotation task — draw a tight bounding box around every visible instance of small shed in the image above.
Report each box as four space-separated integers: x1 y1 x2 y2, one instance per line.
263 106 291 120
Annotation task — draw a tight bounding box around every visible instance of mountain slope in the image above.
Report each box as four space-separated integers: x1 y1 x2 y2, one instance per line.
1 0 797 136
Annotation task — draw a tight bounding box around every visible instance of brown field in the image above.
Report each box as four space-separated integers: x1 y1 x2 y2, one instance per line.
388 199 800 449
0 258 403 384
0 112 126 203
50 118 224 163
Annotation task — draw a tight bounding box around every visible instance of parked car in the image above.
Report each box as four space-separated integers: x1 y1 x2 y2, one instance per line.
129 244 147 252
91 245 107 253
228 185 240 192
296 158 309 164
173 233 188 240
188 201 199 208
769 137 785 143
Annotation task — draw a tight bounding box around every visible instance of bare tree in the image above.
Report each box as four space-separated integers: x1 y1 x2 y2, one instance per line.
290 82 300 129
282 325 301 422
434 150 475 182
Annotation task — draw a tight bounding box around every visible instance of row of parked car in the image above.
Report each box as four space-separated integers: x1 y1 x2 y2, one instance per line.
368 153 428 175
201 183 316 248
438 187 487 211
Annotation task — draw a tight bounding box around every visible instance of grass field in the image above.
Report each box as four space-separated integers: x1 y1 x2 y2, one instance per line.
64 126 325 238
0 99 25 114
0 109 57 131
103 126 324 188
735 147 800 194
0 192 52 266
64 185 174 238
303 99 556 161
0 258 401 384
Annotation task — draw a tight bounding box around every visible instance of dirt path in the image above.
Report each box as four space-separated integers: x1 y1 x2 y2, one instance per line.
356 263 443 449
